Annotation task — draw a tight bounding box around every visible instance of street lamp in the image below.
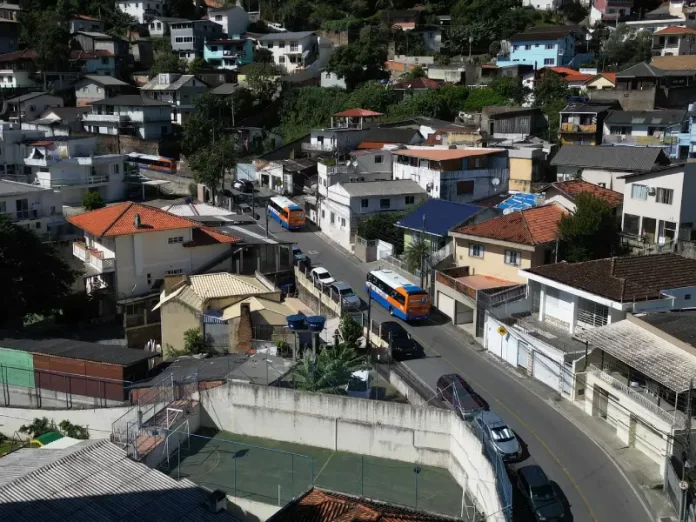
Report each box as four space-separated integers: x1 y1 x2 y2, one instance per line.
413 466 422 508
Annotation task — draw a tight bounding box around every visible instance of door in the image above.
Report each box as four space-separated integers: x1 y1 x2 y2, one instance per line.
596 387 609 420
503 336 518 367
518 341 528 370
486 319 503 359
532 351 561 393
437 292 456 322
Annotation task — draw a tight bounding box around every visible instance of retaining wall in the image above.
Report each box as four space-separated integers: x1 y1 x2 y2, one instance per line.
200 380 504 521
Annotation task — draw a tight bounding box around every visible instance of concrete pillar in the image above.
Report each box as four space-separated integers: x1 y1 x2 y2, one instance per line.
569 294 579 336
538 285 546 322
275 248 280 271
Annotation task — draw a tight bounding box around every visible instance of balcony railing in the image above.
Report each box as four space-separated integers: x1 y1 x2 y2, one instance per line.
73 242 116 273
2 209 39 221
561 122 597 133
38 175 110 188
301 142 337 152
603 134 678 146
83 113 130 123
588 364 686 428
435 267 477 301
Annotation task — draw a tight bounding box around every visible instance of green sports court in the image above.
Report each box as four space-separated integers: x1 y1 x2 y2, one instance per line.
161 428 469 518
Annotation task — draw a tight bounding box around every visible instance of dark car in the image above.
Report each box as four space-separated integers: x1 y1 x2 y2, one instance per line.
436 374 485 419
292 244 311 267
516 466 565 522
379 321 422 360
233 179 254 193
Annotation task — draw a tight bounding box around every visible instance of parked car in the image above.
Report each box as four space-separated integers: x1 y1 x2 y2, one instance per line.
330 281 361 309
436 374 485 419
233 180 254 193
379 321 423 360
310 267 335 287
516 465 565 522
473 411 522 462
238 203 256 218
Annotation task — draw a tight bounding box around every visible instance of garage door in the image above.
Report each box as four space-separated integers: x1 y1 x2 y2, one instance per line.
532 351 561 392
438 292 455 322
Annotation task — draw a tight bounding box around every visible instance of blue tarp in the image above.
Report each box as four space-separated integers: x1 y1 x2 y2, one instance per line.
495 193 542 213
396 199 484 238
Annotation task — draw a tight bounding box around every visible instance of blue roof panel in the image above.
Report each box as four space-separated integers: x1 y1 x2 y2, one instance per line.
396 199 484 238
496 193 541 212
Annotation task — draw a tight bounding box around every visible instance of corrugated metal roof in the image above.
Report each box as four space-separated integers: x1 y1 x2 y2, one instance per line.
0 440 240 521
550 145 669 171
578 320 696 393
338 179 425 197
396 199 484 237
189 273 267 299
0 338 158 366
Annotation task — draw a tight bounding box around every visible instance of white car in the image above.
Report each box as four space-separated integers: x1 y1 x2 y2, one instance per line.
310 267 335 287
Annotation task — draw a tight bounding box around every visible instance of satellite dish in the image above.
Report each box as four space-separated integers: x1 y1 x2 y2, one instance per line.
491 177 501 186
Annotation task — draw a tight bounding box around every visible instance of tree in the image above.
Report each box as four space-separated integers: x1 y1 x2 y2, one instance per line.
189 136 238 200
181 93 234 156
294 344 366 393
31 9 71 81
244 63 282 102
19 417 57 438
255 47 274 63
339 314 362 348
488 76 528 105
393 28 426 56
164 0 198 19
561 0 589 23
402 65 426 80
58 420 89 439
151 51 187 76
183 327 207 354
0 215 76 329
460 88 508 112
534 73 570 140
597 23 653 71
403 235 431 273
355 212 405 252
557 194 620 262
82 191 105 210
325 26 388 90
186 57 210 75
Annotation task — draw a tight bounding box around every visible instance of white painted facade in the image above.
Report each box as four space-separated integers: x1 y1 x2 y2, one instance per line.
0 180 63 235
115 0 163 24
0 69 36 89
621 163 696 244
9 94 63 123
652 31 696 56
259 33 318 74
556 166 629 192
0 122 44 178
320 70 347 89
83 103 173 140
304 128 366 153
207 6 249 36
522 0 562 9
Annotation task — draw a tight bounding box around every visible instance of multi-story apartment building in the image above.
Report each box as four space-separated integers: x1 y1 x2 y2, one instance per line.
602 109 689 160
141 73 209 125
115 0 163 24
69 14 104 33
74 75 130 107
0 122 44 179
170 20 223 61
497 26 593 69
0 180 64 240
391 147 510 204
559 101 617 146
23 136 127 206
258 31 318 73
82 95 173 140
203 37 254 70
590 0 633 26
651 26 696 56
206 6 249 36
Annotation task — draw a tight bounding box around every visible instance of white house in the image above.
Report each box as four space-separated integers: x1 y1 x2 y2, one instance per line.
82 95 173 140
115 0 163 24
67 202 241 297
141 73 208 125
522 0 562 10
7 92 64 123
74 74 129 107
147 16 187 38
0 121 44 178
23 136 127 206
258 31 318 73
207 6 249 36
651 26 696 56
0 179 64 239
319 179 426 251
620 162 696 246
69 14 104 34
320 70 347 89
391 147 510 203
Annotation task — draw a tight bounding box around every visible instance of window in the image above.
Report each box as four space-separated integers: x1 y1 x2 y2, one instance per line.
325 72 331 79
457 180 474 195
147 273 152 285
656 187 673 204
631 184 648 200
361 199 368 208
330 212 335 225
524 44 531 50
166 268 183 275
0 201 6 213
379 198 391 209
290 42 299 52
623 213 640 236
321 209 325 218
168 236 184 244
544 58 554 65
469 243 484 258
374 154 383 164
341 217 346 228
504 250 520 266
215 15 222 20
35 221 41 229
279 56 285 64
405 195 415 205
545 43 554 49
112 164 120 174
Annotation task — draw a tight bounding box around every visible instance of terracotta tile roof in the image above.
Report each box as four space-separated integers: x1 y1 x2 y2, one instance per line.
269 488 460 522
72 14 102 21
453 204 566 245
357 141 389 149
391 77 442 90
524 254 696 302
333 108 383 118
564 73 593 82
547 66 579 76
393 148 500 161
550 179 623 207
70 49 114 59
67 202 240 243
651 55 696 71
654 26 696 35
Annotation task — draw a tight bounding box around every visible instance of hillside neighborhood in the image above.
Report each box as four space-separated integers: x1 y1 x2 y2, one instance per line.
3 0 696 521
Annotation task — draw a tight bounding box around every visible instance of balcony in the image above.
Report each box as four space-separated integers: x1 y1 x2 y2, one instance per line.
83 113 131 123
301 142 337 152
2 209 40 222
37 174 110 188
73 242 116 273
560 122 597 133
603 134 678 146
588 364 686 428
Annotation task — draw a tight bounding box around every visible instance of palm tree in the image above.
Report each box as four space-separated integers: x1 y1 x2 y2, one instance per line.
294 345 367 393
403 236 431 274
19 417 57 438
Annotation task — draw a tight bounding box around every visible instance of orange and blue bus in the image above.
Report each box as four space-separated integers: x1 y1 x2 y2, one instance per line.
267 196 306 230
127 153 177 174
366 269 431 321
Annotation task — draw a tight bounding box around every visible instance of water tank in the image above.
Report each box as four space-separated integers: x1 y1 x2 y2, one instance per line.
286 314 307 330
305 316 326 332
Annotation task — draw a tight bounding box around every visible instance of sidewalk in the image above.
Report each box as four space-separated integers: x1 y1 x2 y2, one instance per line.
466 330 677 522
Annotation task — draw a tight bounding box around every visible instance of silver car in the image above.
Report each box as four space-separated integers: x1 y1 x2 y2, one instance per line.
330 281 361 309
474 411 522 461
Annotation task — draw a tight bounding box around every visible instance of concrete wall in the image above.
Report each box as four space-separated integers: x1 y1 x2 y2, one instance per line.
0 404 131 439
160 300 202 356
227 496 282 522
200 381 505 521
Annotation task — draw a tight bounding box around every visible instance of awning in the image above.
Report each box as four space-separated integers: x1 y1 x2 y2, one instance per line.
578 320 696 393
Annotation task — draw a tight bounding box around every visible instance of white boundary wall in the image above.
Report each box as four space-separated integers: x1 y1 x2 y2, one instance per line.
200 381 504 521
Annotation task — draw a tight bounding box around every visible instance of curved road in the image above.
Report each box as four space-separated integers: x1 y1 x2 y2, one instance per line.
263 215 652 522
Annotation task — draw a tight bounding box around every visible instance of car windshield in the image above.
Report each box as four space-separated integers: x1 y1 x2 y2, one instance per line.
531 484 555 501
339 288 354 296
387 328 408 340
490 426 515 442
318 272 332 280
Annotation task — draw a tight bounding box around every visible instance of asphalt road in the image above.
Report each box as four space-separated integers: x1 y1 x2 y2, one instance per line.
260 213 653 522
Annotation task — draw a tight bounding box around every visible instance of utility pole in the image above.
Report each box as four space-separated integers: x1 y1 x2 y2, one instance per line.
365 290 372 352
419 214 426 289
265 204 269 237
681 378 693 522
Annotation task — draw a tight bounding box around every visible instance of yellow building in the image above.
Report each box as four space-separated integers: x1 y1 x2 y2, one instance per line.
508 147 547 193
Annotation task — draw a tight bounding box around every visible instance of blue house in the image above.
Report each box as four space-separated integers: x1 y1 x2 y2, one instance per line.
395 199 498 254
498 26 594 69
203 37 254 70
